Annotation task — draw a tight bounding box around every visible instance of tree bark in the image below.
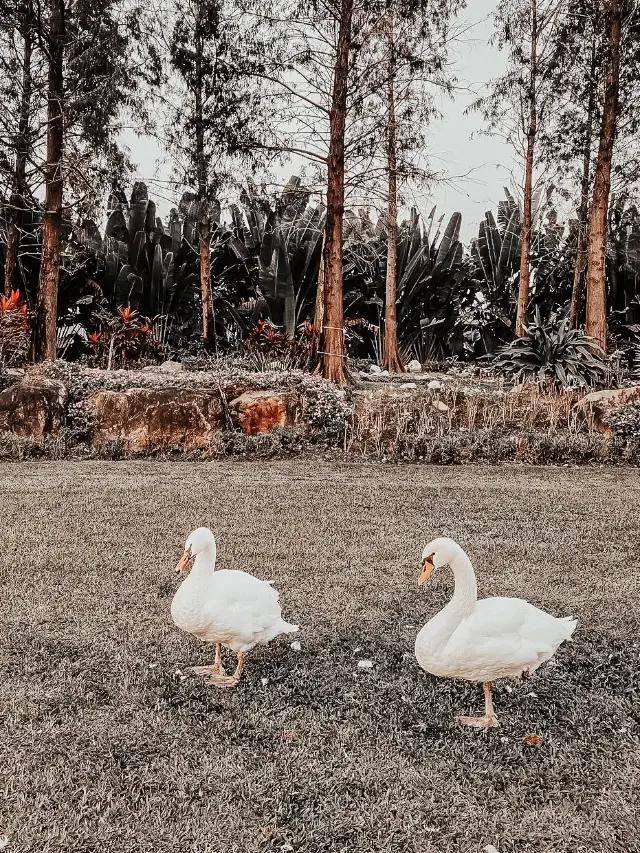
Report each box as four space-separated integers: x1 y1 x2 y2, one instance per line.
32 0 65 362
311 234 325 363
382 6 404 374
569 33 598 329
515 0 537 338
585 0 623 352
193 0 212 348
5 2 33 296
321 0 353 386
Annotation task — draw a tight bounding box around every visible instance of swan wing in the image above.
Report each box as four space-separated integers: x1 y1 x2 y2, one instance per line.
198 570 285 646
447 597 575 678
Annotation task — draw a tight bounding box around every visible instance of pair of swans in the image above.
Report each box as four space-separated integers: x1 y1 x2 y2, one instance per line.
171 528 576 727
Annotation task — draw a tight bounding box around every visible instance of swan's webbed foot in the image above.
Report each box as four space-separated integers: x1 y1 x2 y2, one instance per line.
457 681 499 728
457 713 499 729
191 663 226 677
190 643 226 678
207 672 241 688
202 652 245 689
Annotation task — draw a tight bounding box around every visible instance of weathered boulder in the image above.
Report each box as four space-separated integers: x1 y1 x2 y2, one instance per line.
406 359 422 373
576 386 640 434
0 378 67 442
159 360 183 373
87 387 223 449
228 390 301 435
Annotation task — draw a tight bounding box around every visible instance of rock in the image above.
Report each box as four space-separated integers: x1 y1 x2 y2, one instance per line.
87 387 223 450
228 390 300 435
379 369 390 377
399 382 417 390
357 659 374 670
576 385 640 434
0 378 67 442
406 359 422 373
427 379 443 390
432 400 449 413
369 364 382 374
159 360 183 373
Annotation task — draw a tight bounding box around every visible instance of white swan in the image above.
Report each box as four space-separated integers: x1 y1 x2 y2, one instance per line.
414 537 577 728
171 527 299 686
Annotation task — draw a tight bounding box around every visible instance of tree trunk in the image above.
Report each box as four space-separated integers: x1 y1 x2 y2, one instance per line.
382 6 404 374
569 33 598 329
4 5 33 297
585 0 622 352
515 0 537 338
193 0 212 349
321 0 353 386
33 0 65 362
199 217 211 344
311 234 325 363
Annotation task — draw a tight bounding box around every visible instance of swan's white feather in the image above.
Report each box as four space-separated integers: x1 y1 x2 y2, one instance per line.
415 541 577 683
171 539 298 654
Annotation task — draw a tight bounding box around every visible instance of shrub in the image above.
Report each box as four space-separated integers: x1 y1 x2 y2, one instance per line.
303 382 351 439
491 308 608 388
604 403 640 438
88 306 163 368
0 290 30 367
243 320 313 371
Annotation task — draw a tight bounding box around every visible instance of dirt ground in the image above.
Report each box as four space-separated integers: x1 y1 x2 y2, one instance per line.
1 461 639 852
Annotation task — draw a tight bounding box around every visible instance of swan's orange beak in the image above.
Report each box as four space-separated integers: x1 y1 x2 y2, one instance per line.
175 547 192 575
418 554 435 585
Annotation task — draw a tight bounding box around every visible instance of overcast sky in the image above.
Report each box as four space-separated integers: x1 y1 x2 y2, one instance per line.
122 0 513 241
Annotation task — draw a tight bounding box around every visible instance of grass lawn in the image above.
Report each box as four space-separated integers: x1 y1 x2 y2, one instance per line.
1 460 639 853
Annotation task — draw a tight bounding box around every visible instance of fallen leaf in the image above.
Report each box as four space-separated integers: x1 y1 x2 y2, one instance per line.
522 733 542 746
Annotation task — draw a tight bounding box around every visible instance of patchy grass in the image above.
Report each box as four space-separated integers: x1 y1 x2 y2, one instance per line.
1 461 639 852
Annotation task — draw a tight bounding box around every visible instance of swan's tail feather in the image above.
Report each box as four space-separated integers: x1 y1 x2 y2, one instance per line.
562 617 578 640
279 620 299 634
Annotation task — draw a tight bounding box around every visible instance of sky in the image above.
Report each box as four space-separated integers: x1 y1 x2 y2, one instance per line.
122 0 513 242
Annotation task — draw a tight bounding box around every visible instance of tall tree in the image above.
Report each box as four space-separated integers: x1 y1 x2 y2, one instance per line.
33 0 64 361
581 0 640 349
474 0 565 337
383 5 402 373
0 0 39 296
30 0 146 360
584 0 624 351
166 0 268 349
376 0 462 372
257 0 398 384
321 0 354 384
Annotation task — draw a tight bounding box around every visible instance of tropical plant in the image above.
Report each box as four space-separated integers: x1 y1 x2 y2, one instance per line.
338 207 469 362
0 289 29 365
88 305 162 369
242 177 325 335
491 307 608 388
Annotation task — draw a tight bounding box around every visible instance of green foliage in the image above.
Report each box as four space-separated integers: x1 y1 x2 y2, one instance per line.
492 308 608 388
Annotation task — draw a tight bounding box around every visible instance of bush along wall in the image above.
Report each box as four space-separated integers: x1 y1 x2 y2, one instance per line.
1 361 640 464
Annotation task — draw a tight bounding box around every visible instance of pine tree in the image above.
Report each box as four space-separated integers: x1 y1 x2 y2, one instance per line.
30 0 147 360
166 0 268 348
474 0 565 337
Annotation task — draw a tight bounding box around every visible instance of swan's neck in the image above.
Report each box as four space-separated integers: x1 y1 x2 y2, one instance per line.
445 551 478 618
191 544 216 579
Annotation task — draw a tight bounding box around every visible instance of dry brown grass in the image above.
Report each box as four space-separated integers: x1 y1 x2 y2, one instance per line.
350 384 592 453
1 461 639 852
